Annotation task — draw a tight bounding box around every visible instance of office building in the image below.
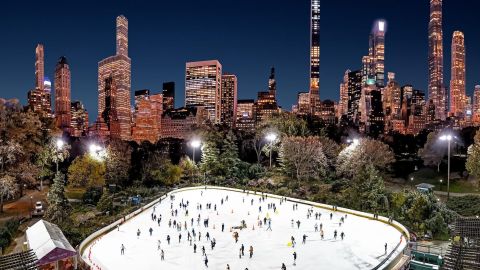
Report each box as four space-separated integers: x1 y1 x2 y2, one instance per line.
54 56 71 132
220 74 237 128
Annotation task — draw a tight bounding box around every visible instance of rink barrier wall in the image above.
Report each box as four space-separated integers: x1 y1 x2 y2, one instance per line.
77 185 410 270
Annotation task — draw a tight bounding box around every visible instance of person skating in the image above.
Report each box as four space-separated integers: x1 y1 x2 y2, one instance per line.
249 245 254 258
226 264 230 270
137 229 141 239
204 256 209 267
120 244 125 255
293 251 297 266
314 223 318 232
149 227 153 236
384 243 387 254
167 235 171 245
296 220 301 229
341 232 345 240
161 249 165 261
179 233 182 243
266 219 272 231
320 229 324 240
281 263 287 270
302 234 307 244
334 230 337 240
291 236 296 247
241 244 245 256
194 243 197 253
202 246 206 256
222 223 225 232
157 240 161 250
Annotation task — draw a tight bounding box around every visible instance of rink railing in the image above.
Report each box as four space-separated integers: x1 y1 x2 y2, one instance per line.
77 185 410 270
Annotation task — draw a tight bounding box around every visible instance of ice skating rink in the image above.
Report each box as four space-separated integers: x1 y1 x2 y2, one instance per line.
82 187 407 270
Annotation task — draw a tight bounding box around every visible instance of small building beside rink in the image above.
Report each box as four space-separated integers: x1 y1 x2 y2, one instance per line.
26 220 77 270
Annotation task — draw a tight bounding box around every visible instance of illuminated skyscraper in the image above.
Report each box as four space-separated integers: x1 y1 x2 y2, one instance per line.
338 70 350 117
132 92 163 143
428 0 446 120
254 68 280 124
449 31 466 117
309 0 320 115
28 45 51 117
54 56 71 132
347 70 362 124
162 82 175 111
98 15 132 140
185 60 222 123
236 99 255 131
220 74 237 128
369 20 386 87
473 85 480 124
35 44 44 91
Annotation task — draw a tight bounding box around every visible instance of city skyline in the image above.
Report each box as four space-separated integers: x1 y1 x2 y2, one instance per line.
2 0 480 122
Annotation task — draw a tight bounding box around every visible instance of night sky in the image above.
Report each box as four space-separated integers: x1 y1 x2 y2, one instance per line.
0 0 479 122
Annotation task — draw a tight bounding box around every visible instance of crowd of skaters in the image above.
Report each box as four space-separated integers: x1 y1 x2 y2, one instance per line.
110 188 391 269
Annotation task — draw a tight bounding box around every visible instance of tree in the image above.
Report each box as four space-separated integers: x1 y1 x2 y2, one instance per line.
0 140 23 173
219 131 241 179
336 138 395 177
345 165 387 212
0 175 17 213
105 139 132 186
418 131 444 172
179 156 198 182
262 112 310 137
97 190 113 212
45 172 71 224
466 131 480 179
279 136 328 181
67 155 105 188
199 141 221 176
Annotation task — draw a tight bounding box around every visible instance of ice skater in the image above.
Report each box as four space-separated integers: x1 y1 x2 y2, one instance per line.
137 229 141 239
149 227 153 236
120 244 125 255
266 219 272 231
204 256 209 267
281 263 287 270
341 232 345 240
249 245 254 258
157 240 161 250
293 251 297 266
384 243 388 254
302 234 307 244
161 249 165 260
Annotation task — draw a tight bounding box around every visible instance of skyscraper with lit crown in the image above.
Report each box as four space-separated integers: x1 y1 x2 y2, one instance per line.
98 15 132 140
35 44 44 91
54 56 71 132
428 0 446 120
28 44 52 117
309 0 320 115
369 20 386 87
449 31 466 117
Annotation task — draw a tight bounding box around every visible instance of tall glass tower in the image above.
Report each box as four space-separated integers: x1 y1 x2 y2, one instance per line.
428 0 445 120
309 0 320 115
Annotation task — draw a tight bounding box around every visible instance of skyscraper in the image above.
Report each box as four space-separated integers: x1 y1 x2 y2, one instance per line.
254 68 280 124
449 31 466 117
338 70 350 118
369 20 386 87
347 70 362 124
162 82 175 111
98 15 132 140
28 44 51 117
473 85 480 125
220 74 238 128
185 60 222 123
428 0 446 120
35 44 44 91
54 56 71 132
309 0 320 115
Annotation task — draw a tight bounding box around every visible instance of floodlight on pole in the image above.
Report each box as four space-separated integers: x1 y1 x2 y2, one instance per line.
190 139 201 164
266 133 277 168
89 144 106 161
56 139 64 149
55 139 66 174
439 133 453 200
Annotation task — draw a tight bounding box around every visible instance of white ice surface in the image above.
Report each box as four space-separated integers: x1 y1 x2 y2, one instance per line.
83 188 406 270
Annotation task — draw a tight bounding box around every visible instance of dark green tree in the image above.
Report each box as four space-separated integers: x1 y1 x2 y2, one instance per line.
45 172 71 224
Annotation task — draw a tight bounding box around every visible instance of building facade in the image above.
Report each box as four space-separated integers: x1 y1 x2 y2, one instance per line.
28 44 52 117
132 93 163 143
236 99 255 131
220 74 237 128
160 107 199 139
185 60 222 123
54 56 71 132
98 15 132 140
369 20 386 87
162 82 175 111
70 101 89 137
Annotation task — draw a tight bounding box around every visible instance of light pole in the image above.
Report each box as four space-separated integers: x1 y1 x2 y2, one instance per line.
55 139 64 174
439 179 443 191
440 134 452 200
89 144 106 161
190 140 201 164
266 133 277 168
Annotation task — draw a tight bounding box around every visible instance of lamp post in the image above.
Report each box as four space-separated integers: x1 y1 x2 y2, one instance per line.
266 133 277 168
439 134 452 200
190 140 201 164
30 196 33 218
89 144 106 161
439 179 443 192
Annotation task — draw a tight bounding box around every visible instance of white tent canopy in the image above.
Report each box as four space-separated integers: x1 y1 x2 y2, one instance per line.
26 219 76 266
